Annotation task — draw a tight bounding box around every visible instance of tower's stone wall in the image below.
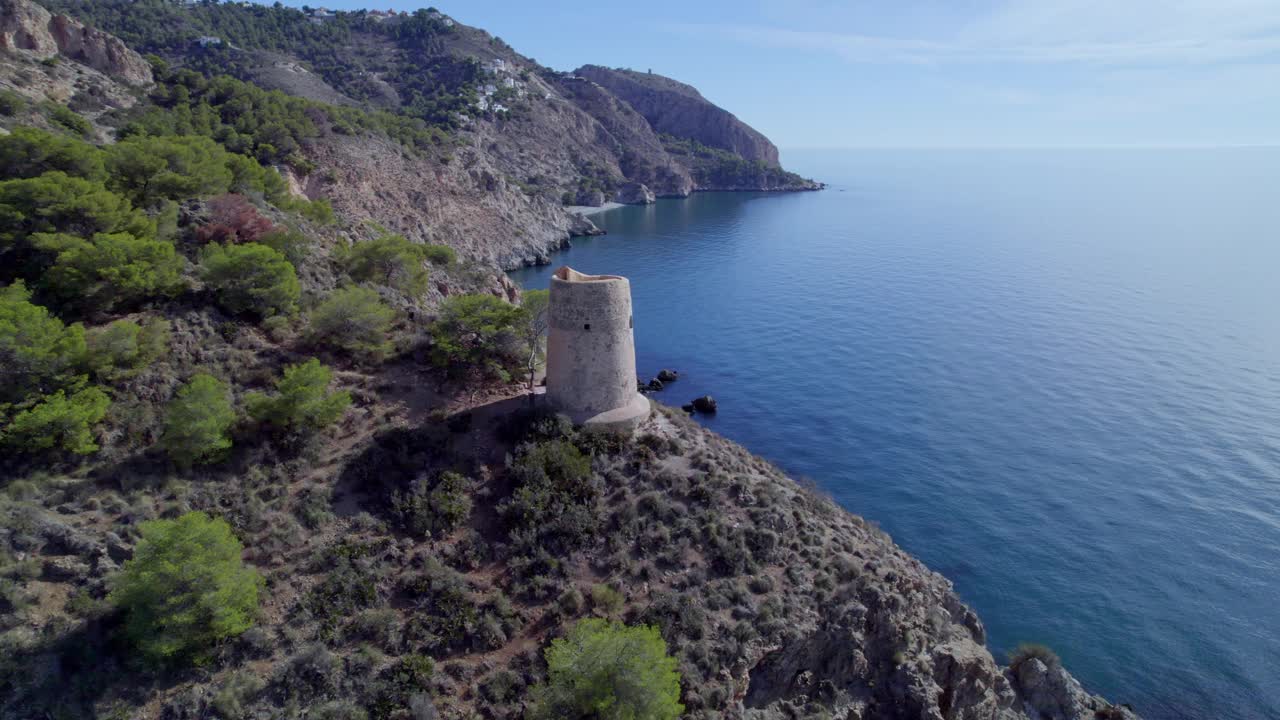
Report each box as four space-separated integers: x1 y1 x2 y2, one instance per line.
545 267 648 430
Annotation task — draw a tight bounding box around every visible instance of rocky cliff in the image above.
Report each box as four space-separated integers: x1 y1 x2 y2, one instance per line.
577 64 781 166
0 0 149 84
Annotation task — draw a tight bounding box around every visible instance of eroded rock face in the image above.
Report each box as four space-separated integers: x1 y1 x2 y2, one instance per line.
302 133 578 271
0 0 151 85
574 188 605 207
1010 659 1141 720
577 64 781 167
614 180 655 205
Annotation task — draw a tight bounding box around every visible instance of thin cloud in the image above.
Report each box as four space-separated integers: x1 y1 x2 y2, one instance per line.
669 0 1280 66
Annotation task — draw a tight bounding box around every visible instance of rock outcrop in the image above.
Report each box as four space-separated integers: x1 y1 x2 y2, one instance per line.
0 0 151 85
577 64 781 167
614 180 655 205
574 188 605 207
1010 659 1140 720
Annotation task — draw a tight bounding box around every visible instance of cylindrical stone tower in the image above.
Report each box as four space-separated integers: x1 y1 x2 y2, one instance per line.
545 266 650 431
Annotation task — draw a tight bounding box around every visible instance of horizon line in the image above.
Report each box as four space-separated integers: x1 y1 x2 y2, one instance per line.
780 144 1280 152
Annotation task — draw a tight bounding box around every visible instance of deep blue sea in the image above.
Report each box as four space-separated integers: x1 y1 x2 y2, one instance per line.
509 149 1280 720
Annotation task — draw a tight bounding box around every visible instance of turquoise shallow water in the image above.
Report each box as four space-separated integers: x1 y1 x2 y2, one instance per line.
509 149 1280 720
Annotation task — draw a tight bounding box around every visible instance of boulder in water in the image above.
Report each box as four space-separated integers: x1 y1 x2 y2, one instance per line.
691 395 717 414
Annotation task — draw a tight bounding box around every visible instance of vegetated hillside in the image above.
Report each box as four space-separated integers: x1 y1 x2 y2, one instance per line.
33 0 819 271
0 3 1136 720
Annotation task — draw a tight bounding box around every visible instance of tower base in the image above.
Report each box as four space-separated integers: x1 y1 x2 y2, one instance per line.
571 393 650 434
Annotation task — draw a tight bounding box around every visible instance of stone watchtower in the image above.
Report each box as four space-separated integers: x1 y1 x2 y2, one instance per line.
545 267 650 431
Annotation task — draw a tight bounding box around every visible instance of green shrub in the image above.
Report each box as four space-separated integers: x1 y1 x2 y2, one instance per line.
428 293 525 384
0 172 153 252
246 358 350 432
401 560 476 652
392 470 472 538
279 196 335 225
104 135 235 209
211 671 266 720
36 230 184 310
342 233 431 295
86 318 169 380
500 439 598 557
257 227 310 264
200 242 300 318
110 511 262 664
46 103 92 137
0 126 104 180
480 669 522 704
590 583 625 618
0 90 25 116
0 281 87 402
2 386 109 455
368 654 434 720
308 286 395 358
422 243 456 266
529 618 683 720
303 557 379 637
311 700 369 720
161 373 236 467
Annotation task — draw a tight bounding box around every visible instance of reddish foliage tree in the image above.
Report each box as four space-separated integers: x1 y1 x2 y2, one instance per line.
196 194 276 244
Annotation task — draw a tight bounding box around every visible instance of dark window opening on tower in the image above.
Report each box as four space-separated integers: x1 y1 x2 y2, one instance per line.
629 316 634 328
583 323 591 331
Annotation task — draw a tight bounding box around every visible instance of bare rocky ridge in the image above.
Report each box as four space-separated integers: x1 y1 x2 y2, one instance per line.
0 0 149 84
577 64 781 166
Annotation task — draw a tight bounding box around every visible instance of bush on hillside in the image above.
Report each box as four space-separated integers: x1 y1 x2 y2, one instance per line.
110 511 262 664
422 243 455 266
308 286 395 358
47 103 92 137
428 293 525 384
342 233 431 296
199 242 300 318
36 230 185 310
104 135 236 209
392 470 473 538
86 317 170 379
0 89 25 116
500 439 598 559
0 281 87 402
528 618 684 720
161 373 237 467
195 193 277 245
401 560 476 653
0 172 154 254
2 386 110 455
0 126 105 181
246 358 350 432
1008 643 1060 671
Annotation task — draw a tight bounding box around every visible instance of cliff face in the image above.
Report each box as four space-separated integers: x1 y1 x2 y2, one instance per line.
550 73 695 198
0 5 1138 718
577 64 781 167
0 0 149 84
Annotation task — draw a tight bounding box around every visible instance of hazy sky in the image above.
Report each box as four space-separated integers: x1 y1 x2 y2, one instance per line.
277 0 1280 149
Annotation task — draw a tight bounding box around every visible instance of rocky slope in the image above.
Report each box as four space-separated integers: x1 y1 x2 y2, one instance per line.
0 0 149 84
25 0 822 268
0 3 1138 719
577 64 781 166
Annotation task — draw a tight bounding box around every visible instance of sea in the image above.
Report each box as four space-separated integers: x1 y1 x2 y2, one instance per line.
509 148 1280 720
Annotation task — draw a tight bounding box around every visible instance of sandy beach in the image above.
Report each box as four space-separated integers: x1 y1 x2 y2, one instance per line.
565 202 626 216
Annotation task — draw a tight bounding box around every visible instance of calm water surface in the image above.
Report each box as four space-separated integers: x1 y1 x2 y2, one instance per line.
509 149 1280 720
